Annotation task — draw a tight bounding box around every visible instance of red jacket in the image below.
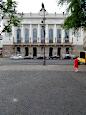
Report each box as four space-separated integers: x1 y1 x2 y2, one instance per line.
74 58 78 68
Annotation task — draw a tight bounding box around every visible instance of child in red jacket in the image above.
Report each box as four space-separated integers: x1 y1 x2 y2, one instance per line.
74 57 79 72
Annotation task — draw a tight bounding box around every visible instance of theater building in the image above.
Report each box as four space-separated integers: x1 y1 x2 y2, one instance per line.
2 10 84 58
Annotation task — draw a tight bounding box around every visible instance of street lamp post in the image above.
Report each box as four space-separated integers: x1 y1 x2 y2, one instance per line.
40 3 46 65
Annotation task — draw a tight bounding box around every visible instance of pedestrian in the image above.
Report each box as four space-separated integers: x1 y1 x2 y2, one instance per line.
73 57 79 72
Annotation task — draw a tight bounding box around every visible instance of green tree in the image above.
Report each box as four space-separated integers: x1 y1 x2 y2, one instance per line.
58 0 86 29
0 0 22 33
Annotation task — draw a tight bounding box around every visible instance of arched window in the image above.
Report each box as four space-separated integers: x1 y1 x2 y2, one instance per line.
25 28 29 43
57 29 61 43
41 28 45 43
49 29 53 43
65 30 69 43
17 29 21 43
33 28 37 43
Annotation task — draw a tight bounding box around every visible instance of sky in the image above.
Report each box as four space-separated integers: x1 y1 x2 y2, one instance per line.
15 0 67 14
0 0 67 33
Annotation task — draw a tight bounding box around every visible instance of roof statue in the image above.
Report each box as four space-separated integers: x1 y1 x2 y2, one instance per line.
42 3 44 9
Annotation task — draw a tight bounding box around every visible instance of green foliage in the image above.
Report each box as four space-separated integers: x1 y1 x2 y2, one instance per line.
0 0 21 33
2 24 12 33
58 0 70 5
81 0 86 11
58 0 86 29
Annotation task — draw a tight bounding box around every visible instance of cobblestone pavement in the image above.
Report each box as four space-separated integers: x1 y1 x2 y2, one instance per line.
0 64 86 72
0 58 74 65
0 64 86 115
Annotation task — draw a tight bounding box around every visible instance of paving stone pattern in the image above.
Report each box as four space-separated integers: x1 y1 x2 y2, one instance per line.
0 70 86 115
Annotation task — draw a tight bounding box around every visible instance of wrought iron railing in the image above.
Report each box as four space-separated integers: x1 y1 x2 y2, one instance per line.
65 39 69 43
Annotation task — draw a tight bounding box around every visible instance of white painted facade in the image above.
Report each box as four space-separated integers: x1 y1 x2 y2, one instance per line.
1 11 85 57
2 13 84 45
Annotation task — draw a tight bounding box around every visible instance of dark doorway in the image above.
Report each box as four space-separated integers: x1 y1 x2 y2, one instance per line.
66 47 69 54
25 47 28 56
17 47 20 53
49 47 53 57
57 48 61 57
33 47 37 57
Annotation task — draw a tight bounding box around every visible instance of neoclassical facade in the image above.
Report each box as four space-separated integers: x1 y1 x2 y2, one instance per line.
2 10 84 57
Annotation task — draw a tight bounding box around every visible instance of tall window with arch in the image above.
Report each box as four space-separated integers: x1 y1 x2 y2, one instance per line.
25 28 29 43
57 29 61 43
65 30 69 43
33 28 37 43
16 29 21 43
41 28 45 43
49 28 53 43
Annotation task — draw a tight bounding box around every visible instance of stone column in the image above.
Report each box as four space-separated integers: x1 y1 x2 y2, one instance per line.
37 24 41 43
12 26 16 43
78 28 83 45
45 24 48 43
61 29 64 43
30 24 32 43
53 24 57 43
69 29 72 43
21 25 25 43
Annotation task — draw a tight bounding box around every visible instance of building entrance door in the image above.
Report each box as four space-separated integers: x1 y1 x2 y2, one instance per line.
49 47 53 57
17 47 20 53
25 47 28 56
66 47 69 54
33 47 37 57
57 48 61 57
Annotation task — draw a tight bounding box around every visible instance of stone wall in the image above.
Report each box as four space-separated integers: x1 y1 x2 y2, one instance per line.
2 45 15 57
2 45 83 58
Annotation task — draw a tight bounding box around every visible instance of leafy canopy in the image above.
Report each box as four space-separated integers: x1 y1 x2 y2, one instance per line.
58 0 86 29
0 0 22 33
